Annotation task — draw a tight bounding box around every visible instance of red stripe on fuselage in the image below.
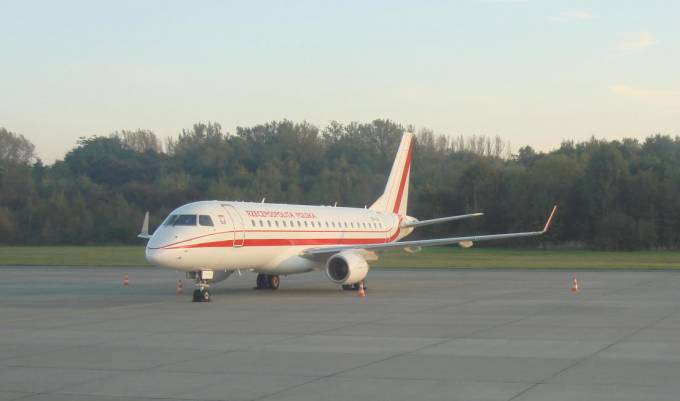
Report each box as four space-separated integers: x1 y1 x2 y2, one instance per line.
172 236 392 249
392 138 413 213
150 227 395 250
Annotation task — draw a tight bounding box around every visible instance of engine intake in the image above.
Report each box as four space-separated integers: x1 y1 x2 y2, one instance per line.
325 252 369 285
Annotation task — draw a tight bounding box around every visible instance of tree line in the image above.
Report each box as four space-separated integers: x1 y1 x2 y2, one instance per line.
0 121 679 250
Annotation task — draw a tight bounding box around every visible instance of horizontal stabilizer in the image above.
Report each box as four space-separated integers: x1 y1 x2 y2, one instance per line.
400 212 484 229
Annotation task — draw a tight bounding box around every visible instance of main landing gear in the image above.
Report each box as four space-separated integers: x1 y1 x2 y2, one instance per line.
342 281 367 291
255 274 280 290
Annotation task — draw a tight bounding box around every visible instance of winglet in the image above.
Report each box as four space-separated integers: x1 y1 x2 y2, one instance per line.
138 211 151 239
542 205 557 233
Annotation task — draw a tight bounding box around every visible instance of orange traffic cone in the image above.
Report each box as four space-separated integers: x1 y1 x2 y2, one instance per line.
357 282 366 297
123 273 129 287
176 280 183 295
571 276 580 293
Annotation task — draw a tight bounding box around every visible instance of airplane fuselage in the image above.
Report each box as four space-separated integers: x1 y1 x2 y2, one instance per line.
145 201 414 274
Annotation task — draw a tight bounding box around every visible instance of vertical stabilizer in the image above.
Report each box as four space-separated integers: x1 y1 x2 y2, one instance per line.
369 133 414 215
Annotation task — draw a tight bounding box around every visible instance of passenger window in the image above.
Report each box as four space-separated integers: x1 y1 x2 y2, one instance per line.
259 220 264 227
267 220 271 227
304 221 308 227
325 221 329 228
251 220 256 226
344 222 348 228
174 215 197 226
282 221 287 227
275 220 279 227
218 215 226 225
199 215 214 227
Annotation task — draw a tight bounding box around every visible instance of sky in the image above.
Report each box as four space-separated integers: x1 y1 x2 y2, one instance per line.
1 0 679 163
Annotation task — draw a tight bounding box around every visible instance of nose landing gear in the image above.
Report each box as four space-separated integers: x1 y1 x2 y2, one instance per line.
192 287 210 302
192 283 211 302
191 272 212 303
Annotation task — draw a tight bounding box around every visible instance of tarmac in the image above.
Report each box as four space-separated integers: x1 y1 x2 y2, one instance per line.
1 266 680 401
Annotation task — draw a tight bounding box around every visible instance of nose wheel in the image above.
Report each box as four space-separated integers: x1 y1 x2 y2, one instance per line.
192 277 211 302
192 288 210 302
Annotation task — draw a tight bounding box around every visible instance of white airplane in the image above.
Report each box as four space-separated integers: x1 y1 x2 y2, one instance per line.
140 133 556 302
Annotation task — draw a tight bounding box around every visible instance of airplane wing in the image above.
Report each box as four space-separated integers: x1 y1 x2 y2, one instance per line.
301 206 556 258
400 212 483 228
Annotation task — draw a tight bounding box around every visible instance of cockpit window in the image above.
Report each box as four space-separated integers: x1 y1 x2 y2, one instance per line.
163 215 179 226
199 215 214 227
173 214 197 226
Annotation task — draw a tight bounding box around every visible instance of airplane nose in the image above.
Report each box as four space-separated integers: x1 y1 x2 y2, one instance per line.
145 248 160 266
145 248 174 267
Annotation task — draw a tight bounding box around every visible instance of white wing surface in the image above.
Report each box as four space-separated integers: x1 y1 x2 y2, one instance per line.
301 206 557 258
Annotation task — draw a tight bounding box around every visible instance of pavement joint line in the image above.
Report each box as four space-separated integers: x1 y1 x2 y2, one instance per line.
132 314 372 374
506 306 680 401
505 278 680 401
40 319 361 401
252 315 534 401
164 287 529 401
255 273 677 401
0 299 173 327
1 392 36 401
251 287 570 401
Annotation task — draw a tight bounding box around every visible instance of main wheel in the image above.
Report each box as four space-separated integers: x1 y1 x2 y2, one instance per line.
201 289 211 302
268 275 280 290
342 283 366 291
192 289 202 302
256 274 267 289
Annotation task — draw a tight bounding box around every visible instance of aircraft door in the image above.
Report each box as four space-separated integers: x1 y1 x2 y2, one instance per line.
221 204 245 247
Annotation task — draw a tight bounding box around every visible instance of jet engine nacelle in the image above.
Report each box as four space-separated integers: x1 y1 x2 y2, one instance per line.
325 252 369 285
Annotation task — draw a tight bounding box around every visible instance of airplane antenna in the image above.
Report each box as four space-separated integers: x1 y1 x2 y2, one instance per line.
261 197 266 203
334 202 337 207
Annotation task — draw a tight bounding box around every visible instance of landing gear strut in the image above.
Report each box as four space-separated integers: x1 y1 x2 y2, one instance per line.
255 274 280 290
